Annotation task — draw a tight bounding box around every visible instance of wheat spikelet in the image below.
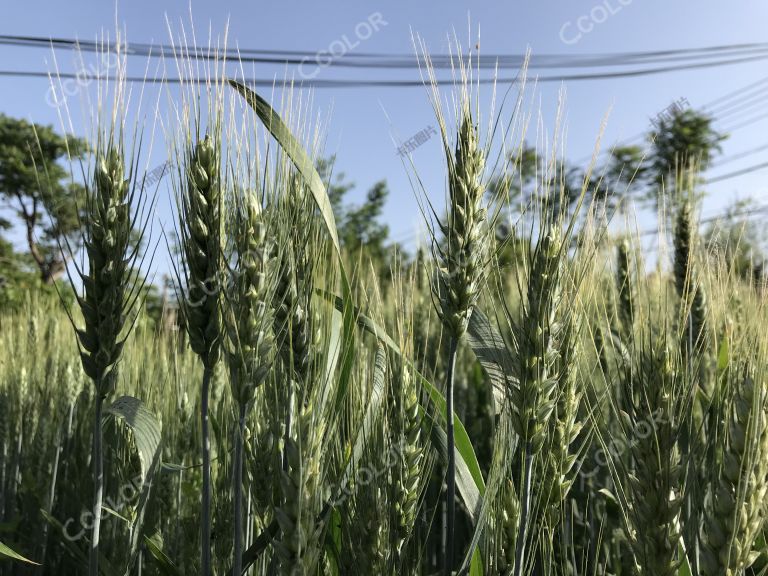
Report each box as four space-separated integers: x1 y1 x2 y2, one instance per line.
539 311 584 526
272 176 320 385
624 339 684 576
498 477 520 573
271 176 326 575
65 112 150 574
224 191 274 407
175 132 224 576
340 416 391 574
616 239 635 338
673 199 708 353
273 410 326 575
244 409 280 514
179 135 223 369
501 224 567 576
510 228 563 451
700 362 768 575
435 104 489 340
388 361 425 562
76 146 133 396
433 98 490 574
223 188 275 576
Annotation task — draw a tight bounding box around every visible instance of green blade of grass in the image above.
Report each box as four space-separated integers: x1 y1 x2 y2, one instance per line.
230 80 358 418
227 79 340 254
0 540 39 565
104 396 163 574
326 292 486 505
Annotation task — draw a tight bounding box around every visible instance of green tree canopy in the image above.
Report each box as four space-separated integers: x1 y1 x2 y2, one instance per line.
704 198 767 283
489 142 589 221
316 156 391 266
0 114 88 282
598 107 726 211
648 107 725 203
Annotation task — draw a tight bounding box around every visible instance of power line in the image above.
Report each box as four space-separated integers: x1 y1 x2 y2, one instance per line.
713 95 768 124
705 83 768 116
713 142 768 168
572 75 768 167
706 160 768 184
720 110 768 133
3 53 768 91
6 35 768 71
3 36 768 88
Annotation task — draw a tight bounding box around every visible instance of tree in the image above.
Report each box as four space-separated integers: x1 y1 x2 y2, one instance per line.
0 218 72 309
489 142 589 222
593 145 647 212
648 108 725 203
590 107 725 219
338 181 390 262
0 114 88 282
647 108 727 208
316 156 391 266
704 198 768 283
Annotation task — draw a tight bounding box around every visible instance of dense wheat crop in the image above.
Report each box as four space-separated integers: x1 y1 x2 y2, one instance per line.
2 31 768 576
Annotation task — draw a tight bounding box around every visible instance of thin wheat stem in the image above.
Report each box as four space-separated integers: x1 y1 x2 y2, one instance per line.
514 442 533 576
89 392 104 576
445 335 458 576
201 366 213 576
282 382 294 473
233 402 247 576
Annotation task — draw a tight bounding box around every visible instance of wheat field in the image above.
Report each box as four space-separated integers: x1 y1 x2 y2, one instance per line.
1 34 768 576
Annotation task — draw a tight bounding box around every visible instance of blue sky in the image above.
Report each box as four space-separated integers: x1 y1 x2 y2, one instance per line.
2 0 768 269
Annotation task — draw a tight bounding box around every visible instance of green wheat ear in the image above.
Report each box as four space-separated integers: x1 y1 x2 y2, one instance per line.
272 175 326 576
436 105 489 340
77 146 134 396
674 198 708 353
224 192 274 407
65 120 151 576
625 339 685 576
223 188 276 576
616 239 635 339
180 134 223 369
389 360 425 562
174 131 223 576
700 362 768 575
510 227 564 451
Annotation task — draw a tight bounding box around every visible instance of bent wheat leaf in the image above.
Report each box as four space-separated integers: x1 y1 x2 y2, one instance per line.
230 81 358 416
0 540 39 565
326 292 486 508
104 396 162 575
228 79 340 254
143 532 182 576
467 308 517 413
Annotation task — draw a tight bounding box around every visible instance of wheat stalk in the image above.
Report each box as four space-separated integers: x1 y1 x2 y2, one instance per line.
66 134 149 575
176 133 223 576
223 188 274 576
700 360 768 575
433 99 489 575
271 176 326 575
